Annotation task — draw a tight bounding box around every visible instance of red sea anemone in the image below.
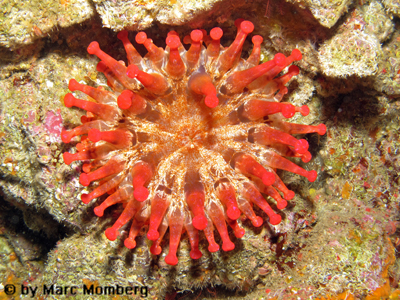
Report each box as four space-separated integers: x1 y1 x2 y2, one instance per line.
61 19 326 265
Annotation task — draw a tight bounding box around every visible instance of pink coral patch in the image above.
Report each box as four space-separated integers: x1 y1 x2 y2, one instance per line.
45 110 63 138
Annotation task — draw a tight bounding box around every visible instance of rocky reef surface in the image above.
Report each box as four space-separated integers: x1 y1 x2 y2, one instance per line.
0 0 399 299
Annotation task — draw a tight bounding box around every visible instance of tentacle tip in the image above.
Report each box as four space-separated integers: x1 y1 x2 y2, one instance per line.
87 41 100 55
205 95 219 108
227 207 241 220
274 53 286 67
61 131 71 143
63 93 75 108
318 124 327 135
68 79 79 91
182 35 191 44
295 139 309 154
281 104 296 118
210 27 223 40
117 30 128 40
280 86 288 95
307 170 318 182
240 20 254 34
285 191 295 200
252 216 264 227
135 32 147 44
190 30 203 42
234 18 245 28
235 228 245 238
105 227 118 241
133 186 149 202
62 152 73 165
190 249 202 260
165 253 178 266
117 90 133 109
166 35 180 49
288 65 300 76
150 243 162 255
277 200 287 210
79 173 91 186
93 206 104 217
292 49 302 61
124 238 136 249
222 241 235 252
80 115 90 124
300 105 310 116
168 30 179 37
81 193 91 204
208 244 219 252
301 151 312 163
252 35 263 45
147 229 159 241
262 172 275 186
269 214 281 225
193 215 208 230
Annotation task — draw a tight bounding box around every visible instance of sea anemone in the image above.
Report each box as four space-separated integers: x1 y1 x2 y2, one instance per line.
61 19 326 265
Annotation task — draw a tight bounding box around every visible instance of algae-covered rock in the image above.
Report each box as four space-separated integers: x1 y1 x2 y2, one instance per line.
382 0 400 18
286 0 352 28
91 0 251 31
374 30 400 95
0 0 94 49
317 1 393 78
91 0 158 31
362 1 394 43
41 218 287 299
0 51 102 229
318 30 381 77
1 1 400 299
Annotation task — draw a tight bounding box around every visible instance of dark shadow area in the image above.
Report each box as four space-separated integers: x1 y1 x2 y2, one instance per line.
0 191 69 262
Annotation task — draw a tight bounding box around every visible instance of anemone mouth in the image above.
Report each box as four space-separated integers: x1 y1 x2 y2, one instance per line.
61 20 326 266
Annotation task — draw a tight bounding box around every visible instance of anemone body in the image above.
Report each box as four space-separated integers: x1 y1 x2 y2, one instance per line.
62 20 326 266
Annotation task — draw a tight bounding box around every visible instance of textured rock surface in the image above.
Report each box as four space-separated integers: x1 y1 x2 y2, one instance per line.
0 52 99 230
286 0 352 28
0 0 94 49
91 0 248 31
41 221 284 299
1 0 400 299
318 30 382 77
382 0 400 18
